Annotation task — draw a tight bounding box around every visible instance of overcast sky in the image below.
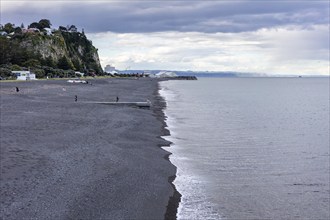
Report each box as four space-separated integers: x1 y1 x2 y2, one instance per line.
1 0 329 75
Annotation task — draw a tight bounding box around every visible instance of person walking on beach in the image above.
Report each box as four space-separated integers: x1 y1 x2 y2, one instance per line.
116 96 119 102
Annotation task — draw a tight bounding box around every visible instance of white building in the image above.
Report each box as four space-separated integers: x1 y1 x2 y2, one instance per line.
104 64 116 73
23 28 40 33
43 28 53 36
66 25 78 33
155 71 178 78
12 71 36 80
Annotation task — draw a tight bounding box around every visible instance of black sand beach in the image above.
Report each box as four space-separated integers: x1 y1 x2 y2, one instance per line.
0 78 178 219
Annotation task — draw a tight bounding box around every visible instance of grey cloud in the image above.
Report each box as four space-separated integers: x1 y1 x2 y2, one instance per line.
1 1 328 33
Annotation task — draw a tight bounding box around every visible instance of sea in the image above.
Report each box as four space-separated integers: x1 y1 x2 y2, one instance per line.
159 77 330 220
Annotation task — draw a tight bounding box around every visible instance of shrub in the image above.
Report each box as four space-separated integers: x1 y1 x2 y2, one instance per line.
0 67 12 79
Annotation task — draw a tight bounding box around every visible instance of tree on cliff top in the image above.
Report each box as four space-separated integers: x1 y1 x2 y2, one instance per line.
29 19 51 30
3 23 15 34
28 22 41 29
38 19 51 29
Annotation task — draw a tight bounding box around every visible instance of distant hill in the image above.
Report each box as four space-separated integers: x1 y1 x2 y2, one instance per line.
119 70 257 77
0 19 103 79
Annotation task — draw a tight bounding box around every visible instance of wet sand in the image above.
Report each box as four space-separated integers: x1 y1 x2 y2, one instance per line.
0 78 177 219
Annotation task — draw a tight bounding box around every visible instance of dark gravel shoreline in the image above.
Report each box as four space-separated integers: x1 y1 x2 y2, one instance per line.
153 82 182 220
0 78 179 219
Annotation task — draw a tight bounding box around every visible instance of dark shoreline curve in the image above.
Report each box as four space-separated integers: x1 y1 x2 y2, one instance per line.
153 81 182 220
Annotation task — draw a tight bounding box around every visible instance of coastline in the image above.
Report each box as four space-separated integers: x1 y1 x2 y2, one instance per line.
153 81 182 219
0 78 179 219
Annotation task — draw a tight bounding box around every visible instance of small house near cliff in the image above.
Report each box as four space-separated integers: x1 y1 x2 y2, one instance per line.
12 71 36 80
43 28 53 36
67 25 78 33
22 28 40 33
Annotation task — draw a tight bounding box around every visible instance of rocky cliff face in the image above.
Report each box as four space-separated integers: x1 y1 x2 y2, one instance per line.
0 30 103 74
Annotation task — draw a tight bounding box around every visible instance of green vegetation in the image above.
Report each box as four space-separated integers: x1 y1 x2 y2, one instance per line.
0 19 103 79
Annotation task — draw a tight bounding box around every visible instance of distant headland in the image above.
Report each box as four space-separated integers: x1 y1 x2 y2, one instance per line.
0 19 103 79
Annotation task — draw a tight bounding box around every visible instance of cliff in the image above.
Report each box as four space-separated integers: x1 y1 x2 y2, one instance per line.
0 26 103 78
